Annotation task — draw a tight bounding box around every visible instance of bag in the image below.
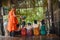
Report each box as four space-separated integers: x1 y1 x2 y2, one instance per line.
21 28 27 36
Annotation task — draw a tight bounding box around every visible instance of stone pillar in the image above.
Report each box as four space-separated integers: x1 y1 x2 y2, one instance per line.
48 0 55 34
0 4 5 36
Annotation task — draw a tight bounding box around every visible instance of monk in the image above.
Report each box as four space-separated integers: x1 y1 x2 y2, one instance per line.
7 6 18 37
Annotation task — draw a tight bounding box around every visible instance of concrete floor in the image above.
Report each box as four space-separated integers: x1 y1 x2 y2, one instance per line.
0 34 59 40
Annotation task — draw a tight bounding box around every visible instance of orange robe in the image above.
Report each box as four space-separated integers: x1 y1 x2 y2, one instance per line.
7 9 18 32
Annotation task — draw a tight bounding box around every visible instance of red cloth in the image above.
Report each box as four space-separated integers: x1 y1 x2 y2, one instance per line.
7 9 18 32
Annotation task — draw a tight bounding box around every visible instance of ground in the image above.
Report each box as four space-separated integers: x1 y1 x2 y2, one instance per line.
0 34 59 40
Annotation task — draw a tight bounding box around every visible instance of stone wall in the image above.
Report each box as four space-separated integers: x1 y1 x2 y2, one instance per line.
53 1 59 28
53 0 60 36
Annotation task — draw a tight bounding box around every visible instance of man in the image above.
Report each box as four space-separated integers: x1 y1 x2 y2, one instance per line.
7 6 18 37
3 19 8 36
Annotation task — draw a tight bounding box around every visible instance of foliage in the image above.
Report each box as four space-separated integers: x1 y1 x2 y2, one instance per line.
3 0 45 23
16 7 45 23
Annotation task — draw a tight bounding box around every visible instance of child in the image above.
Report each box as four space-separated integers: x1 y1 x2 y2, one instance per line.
33 20 40 36
26 23 33 36
40 20 47 35
21 21 27 36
